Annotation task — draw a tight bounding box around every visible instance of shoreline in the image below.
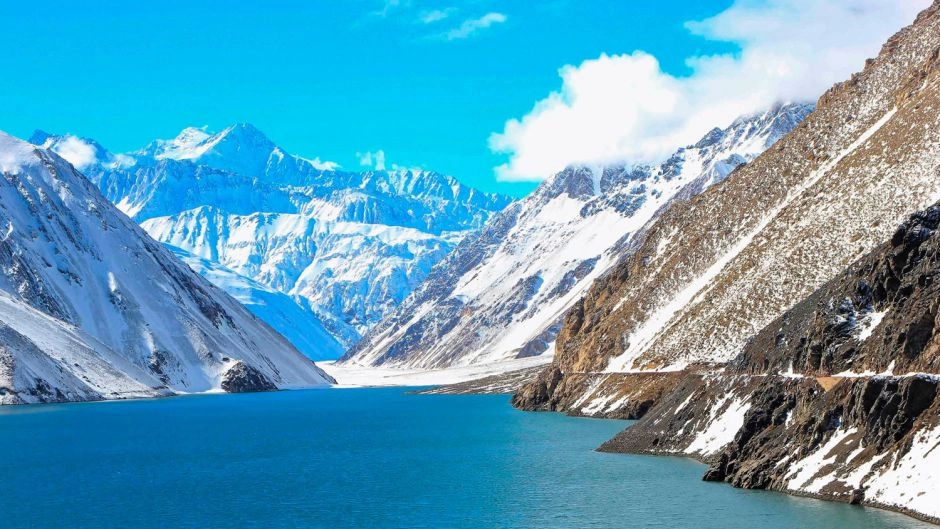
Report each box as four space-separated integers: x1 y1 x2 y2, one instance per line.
596 444 940 527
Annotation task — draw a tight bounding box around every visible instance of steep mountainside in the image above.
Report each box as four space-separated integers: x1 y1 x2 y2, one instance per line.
515 2 940 416
0 132 332 404
167 246 345 361
32 125 511 353
603 203 940 522
343 104 811 369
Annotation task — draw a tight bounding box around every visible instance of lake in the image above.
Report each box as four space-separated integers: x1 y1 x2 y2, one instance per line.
0 388 931 528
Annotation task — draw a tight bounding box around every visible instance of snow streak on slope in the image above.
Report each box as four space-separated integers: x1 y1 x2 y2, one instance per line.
0 132 332 404
32 125 512 358
344 104 812 370
606 106 900 372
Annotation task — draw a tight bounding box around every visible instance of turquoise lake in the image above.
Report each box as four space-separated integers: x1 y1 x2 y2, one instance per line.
0 388 932 529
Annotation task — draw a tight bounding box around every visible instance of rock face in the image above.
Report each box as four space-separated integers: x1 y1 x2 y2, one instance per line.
0 132 333 405
220 361 277 393
515 0 940 414
595 193 940 521
32 125 512 358
343 103 812 369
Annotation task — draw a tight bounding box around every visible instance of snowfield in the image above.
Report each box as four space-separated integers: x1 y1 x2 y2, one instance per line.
0 131 332 404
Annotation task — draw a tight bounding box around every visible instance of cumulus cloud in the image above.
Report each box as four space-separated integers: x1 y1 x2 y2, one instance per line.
490 0 930 181
357 149 387 171
442 12 507 40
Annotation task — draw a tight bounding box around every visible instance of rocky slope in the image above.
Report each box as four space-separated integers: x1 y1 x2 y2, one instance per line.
0 132 333 404
515 1 940 416
343 103 812 369
32 125 511 357
601 202 940 523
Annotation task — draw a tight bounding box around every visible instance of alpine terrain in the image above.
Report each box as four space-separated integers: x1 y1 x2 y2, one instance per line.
513 2 940 522
342 103 812 369
0 132 333 404
31 125 512 359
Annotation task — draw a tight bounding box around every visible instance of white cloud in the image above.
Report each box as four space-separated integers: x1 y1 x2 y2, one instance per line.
420 8 453 24
490 0 930 182
357 149 386 171
373 0 408 18
52 136 99 169
443 12 507 40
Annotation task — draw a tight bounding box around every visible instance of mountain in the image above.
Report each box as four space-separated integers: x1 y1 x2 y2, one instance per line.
167 246 345 361
603 203 940 522
0 132 333 404
514 1 940 521
342 103 813 369
32 125 512 355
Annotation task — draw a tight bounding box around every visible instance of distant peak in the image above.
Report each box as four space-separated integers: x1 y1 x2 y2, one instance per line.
215 123 272 144
173 126 211 145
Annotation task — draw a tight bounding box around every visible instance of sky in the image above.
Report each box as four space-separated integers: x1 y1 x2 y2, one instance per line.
0 0 929 197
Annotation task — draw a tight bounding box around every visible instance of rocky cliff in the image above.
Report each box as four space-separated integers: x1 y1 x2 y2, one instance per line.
601 202 940 523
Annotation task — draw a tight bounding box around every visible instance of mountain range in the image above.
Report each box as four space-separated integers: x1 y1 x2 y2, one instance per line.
341 102 812 369
0 132 332 404
32 125 512 359
4 1 940 521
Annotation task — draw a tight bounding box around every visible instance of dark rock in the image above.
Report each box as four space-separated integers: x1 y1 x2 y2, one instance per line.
220 361 277 393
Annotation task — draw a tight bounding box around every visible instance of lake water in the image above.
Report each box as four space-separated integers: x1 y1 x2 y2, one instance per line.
0 388 932 529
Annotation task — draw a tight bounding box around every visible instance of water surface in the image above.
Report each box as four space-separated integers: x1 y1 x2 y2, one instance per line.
0 388 931 528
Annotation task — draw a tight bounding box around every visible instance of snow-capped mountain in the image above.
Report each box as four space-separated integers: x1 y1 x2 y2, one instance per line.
31 125 512 355
0 132 332 404
343 103 812 369
514 2 940 519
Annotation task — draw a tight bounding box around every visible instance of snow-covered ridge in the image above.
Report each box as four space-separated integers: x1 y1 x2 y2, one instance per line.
0 131 332 404
343 103 813 370
31 125 512 357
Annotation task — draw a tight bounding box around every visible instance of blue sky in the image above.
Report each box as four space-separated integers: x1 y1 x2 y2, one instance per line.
0 0 737 196
0 1 926 197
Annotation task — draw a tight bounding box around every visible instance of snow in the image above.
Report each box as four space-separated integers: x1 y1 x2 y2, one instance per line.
780 424 940 520
863 426 940 518
169 246 344 360
673 391 696 414
0 132 36 173
348 104 813 370
684 394 752 456
0 132 332 403
48 126 511 356
606 105 900 372
318 354 552 388
857 310 888 342
35 125 511 358
787 428 858 493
